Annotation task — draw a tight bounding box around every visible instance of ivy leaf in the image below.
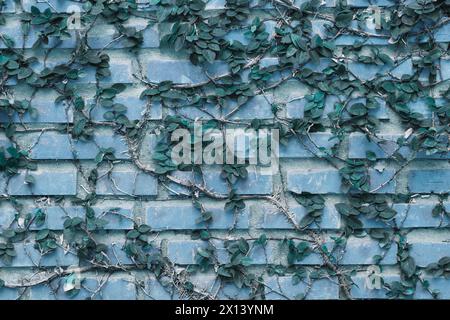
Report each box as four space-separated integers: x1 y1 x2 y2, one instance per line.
348 103 367 116
299 213 315 229
335 10 353 28
25 174 35 185
401 257 416 278
126 230 140 239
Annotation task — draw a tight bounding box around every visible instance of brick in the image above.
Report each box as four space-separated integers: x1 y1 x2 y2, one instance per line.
167 103 221 120
410 241 450 267
434 22 450 43
96 167 158 196
168 167 273 196
203 166 273 195
286 96 388 120
1 89 163 124
360 203 450 229
335 35 389 46
264 276 339 299
146 276 179 300
408 170 450 193
168 239 346 266
0 95 72 123
165 170 197 196
92 279 136 300
89 92 163 121
145 201 249 230
0 243 78 267
166 240 208 265
279 133 337 158
351 273 399 299
146 59 228 84
87 22 159 49
415 277 450 299
339 237 397 265
0 287 20 300
92 205 134 230
287 168 396 194
334 18 390 46
216 283 251 299
29 207 83 230
3 165 77 196
256 203 341 229
86 60 135 84
349 133 450 159
0 206 15 230
348 59 413 81
105 241 136 266
222 95 274 120
29 277 135 300
25 205 134 231
166 239 267 265
20 131 129 160
29 281 89 300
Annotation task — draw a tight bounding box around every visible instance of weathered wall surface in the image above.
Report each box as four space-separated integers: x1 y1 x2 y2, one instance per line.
0 0 449 300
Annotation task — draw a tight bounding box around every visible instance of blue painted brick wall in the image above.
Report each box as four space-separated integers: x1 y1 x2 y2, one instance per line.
0 0 449 301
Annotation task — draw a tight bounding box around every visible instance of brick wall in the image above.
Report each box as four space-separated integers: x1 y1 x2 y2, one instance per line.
0 0 449 300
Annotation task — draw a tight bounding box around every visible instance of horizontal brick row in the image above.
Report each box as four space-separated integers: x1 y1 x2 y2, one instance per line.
408 170 450 193
0 204 134 230
0 243 78 268
0 18 159 49
4 131 130 160
286 168 396 194
265 276 339 300
166 236 397 266
96 166 158 196
279 133 338 158
349 133 450 160
0 165 77 195
1 200 446 232
4 55 134 86
254 202 341 230
29 278 136 300
409 240 450 267
145 201 249 230
0 238 134 268
286 96 389 120
351 273 450 299
0 90 162 123
256 202 450 230
168 167 273 196
3 272 448 300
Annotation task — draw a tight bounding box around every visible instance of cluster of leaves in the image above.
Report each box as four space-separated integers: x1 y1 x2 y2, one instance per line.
0 50 38 85
292 192 325 228
339 159 370 192
0 0 449 301
21 6 73 49
0 146 34 175
426 257 450 279
285 239 312 266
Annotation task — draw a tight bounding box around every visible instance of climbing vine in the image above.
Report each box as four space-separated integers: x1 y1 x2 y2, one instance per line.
0 0 449 300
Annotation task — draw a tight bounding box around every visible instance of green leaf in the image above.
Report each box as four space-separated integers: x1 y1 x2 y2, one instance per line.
348 103 368 116
126 230 140 239
35 229 49 241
